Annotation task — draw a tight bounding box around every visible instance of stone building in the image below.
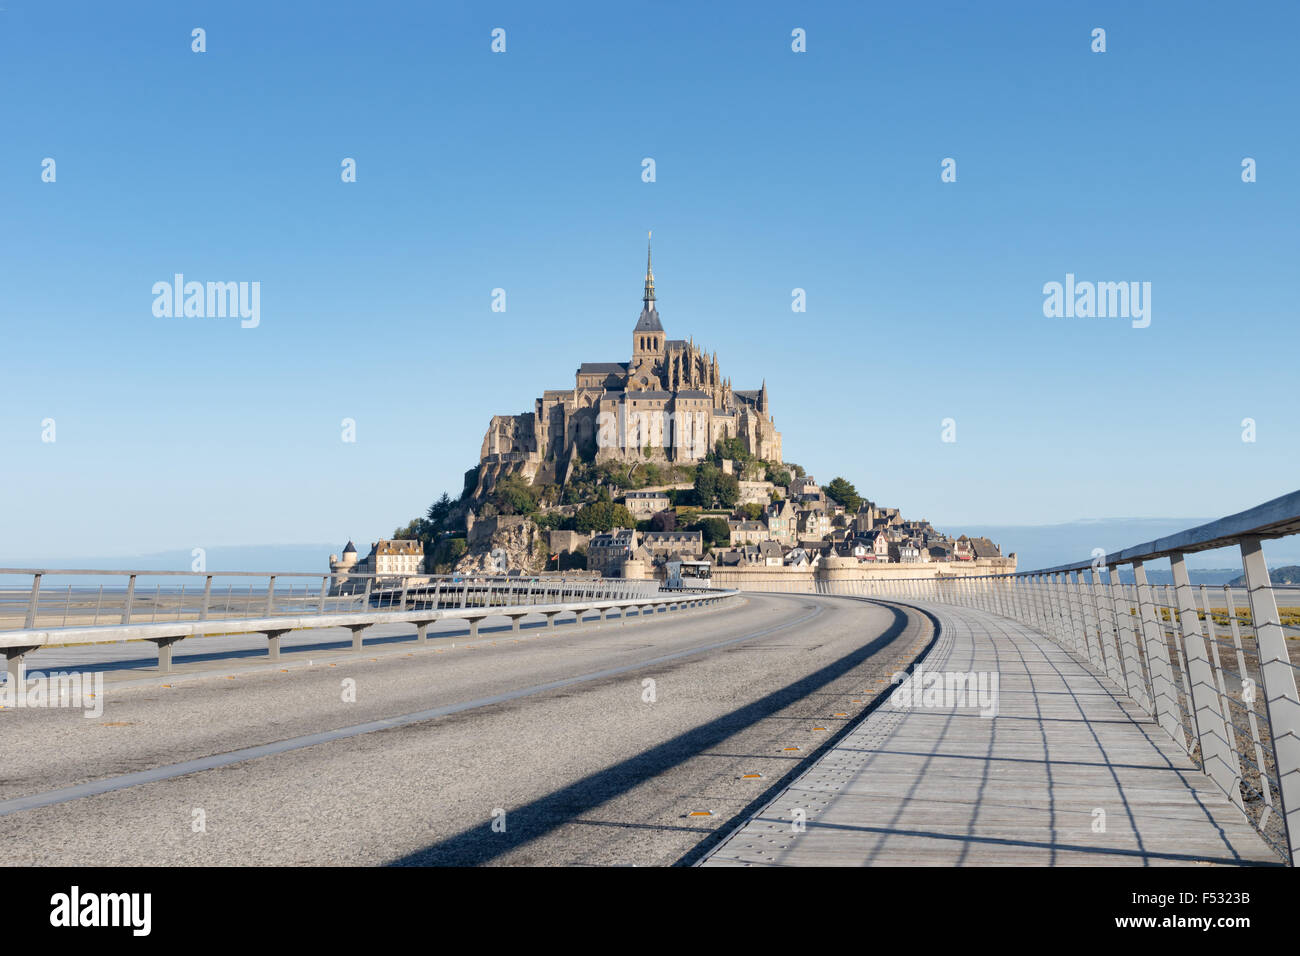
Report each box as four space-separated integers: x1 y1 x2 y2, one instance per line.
727 520 768 547
624 490 671 518
475 236 783 497
587 528 639 577
329 538 425 591
642 530 704 559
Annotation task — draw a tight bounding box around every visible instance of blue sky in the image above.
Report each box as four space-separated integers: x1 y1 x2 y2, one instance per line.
1 1 1297 562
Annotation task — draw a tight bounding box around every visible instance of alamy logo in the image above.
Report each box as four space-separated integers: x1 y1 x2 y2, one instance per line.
152 274 260 328
0 669 103 718
1042 273 1150 328
50 886 151 936
890 666 999 717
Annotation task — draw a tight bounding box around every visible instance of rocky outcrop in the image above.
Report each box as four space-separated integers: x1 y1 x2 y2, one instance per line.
456 516 545 574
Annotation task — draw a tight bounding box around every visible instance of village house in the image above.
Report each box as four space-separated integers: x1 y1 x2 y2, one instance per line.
642 530 704 559
797 509 832 539
588 528 639 577
728 519 768 547
765 499 799 546
624 490 671 518
330 538 425 591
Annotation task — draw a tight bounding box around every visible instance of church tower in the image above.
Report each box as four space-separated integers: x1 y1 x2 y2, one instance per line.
629 232 664 391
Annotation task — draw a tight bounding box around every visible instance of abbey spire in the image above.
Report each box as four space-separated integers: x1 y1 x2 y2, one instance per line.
643 231 655 307
633 229 663 336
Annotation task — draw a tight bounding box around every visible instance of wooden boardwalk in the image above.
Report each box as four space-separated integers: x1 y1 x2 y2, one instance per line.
702 603 1281 866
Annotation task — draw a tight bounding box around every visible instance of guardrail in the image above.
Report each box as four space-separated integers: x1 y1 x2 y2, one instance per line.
0 569 661 632
819 489 1300 866
0 568 726 677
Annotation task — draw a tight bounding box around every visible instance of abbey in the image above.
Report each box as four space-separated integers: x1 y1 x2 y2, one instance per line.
477 236 782 494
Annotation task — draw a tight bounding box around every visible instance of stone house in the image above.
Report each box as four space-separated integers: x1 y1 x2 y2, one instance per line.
588 528 639 577
642 530 704 558
624 490 671 518
728 520 768 546
765 500 798 546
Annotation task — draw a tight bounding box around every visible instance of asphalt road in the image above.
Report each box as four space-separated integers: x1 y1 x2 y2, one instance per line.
0 593 932 866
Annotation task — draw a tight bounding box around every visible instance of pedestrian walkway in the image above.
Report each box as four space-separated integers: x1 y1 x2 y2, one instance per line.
702 603 1280 866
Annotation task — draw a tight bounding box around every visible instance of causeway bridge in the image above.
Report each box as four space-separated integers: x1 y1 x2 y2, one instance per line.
1 491 1296 867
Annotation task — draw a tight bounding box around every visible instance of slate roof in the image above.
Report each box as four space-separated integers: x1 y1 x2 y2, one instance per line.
634 307 663 332
578 362 629 375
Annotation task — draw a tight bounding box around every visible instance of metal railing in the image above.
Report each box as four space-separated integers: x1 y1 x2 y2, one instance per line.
0 568 728 676
0 569 662 632
811 490 1300 866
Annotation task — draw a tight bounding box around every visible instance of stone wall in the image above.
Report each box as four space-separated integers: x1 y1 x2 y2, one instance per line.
548 530 591 555
699 556 1018 592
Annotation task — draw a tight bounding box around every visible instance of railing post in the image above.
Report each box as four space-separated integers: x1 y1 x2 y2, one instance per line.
121 573 137 625
200 575 214 621
1110 569 1148 712
1198 582 1242 767
265 575 277 616
1040 573 1058 635
1030 574 1049 633
1067 570 1089 659
1036 574 1053 640
318 576 329 614
1240 535 1300 865
1132 560 1185 749
24 573 43 629
1041 574 1058 633
1040 574 1060 650
1170 550 1243 809
1090 566 1126 690
1073 571 1095 660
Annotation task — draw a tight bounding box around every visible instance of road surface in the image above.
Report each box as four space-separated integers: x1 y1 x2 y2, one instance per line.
0 593 931 866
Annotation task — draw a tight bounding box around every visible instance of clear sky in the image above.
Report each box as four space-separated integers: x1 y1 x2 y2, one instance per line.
1 1 1296 561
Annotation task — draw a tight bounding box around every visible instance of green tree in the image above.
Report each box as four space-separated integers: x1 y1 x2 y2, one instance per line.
716 473 741 509
824 476 862 513
533 511 570 532
765 466 792 488
492 475 539 515
426 492 455 532
714 436 749 463
575 501 635 533
392 518 425 540
694 462 720 507
429 536 468 572
689 516 732 550
740 502 765 521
